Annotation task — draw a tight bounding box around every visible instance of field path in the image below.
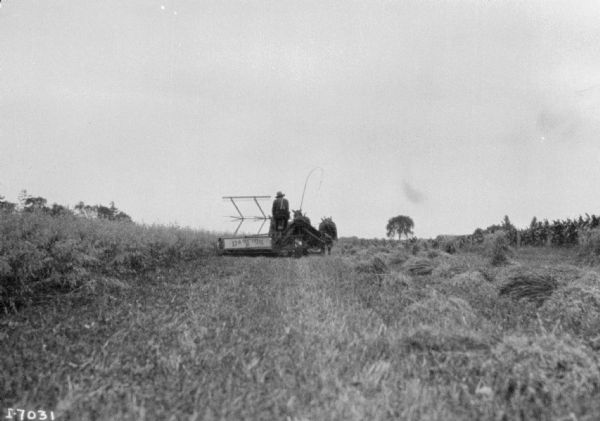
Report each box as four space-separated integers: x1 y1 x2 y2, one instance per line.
184 256 398 420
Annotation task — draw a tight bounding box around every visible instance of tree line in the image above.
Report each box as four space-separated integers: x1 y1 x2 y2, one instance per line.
384 212 600 249
0 190 131 222
475 214 600 247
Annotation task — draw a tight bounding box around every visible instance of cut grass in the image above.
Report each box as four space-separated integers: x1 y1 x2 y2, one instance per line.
482 333 600 420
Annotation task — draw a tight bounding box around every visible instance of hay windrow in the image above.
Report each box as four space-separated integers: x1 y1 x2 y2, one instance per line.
431 254 473 278
425 249 452 259
438 271 498 314
495 264 584 285
568 271 600 288
403 257 434 276
482 334 600 418
539 274 600 336
497 266 558 305
397 294 491 352
400 294 480 330
398 325 490 352
386 249 411 268
354 255 388 275
448 271 495 293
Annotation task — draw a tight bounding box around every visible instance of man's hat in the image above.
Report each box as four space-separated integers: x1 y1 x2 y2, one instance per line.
276 191 284 198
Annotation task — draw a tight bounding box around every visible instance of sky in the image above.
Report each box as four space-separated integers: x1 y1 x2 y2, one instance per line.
2 0 600 238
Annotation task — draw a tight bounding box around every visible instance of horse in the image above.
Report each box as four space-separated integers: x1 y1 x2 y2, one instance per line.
318 217 338 255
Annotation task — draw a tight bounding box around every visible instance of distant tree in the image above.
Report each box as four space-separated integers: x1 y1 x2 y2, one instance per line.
23 196 48 212
484 223 502 234
75 201 97 218
17 189 29 210
96 205 114 219
106 201 132 222
386 215 414 240
74 200 131 222
113 211 132 222
501 215 515 231
49 203 72 216
501 215 517 244
472 228 484 244
540 219 550 244
0 195 16 213
529 216 538 229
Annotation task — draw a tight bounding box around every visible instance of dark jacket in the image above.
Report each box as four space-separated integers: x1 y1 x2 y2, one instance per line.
272 197 290 218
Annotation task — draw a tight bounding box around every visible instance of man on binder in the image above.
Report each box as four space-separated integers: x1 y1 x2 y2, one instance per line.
272 191 290 232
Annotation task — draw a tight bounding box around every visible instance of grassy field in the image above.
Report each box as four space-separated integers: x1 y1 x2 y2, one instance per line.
2 222 600 420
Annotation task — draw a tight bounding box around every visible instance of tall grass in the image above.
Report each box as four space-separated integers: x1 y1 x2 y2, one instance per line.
0 210 217 311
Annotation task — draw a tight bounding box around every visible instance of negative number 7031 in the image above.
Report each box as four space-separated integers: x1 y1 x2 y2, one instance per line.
5 409 55 420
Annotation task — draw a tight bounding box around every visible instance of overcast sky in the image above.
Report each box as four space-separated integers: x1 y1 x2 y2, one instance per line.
2 0 600 238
